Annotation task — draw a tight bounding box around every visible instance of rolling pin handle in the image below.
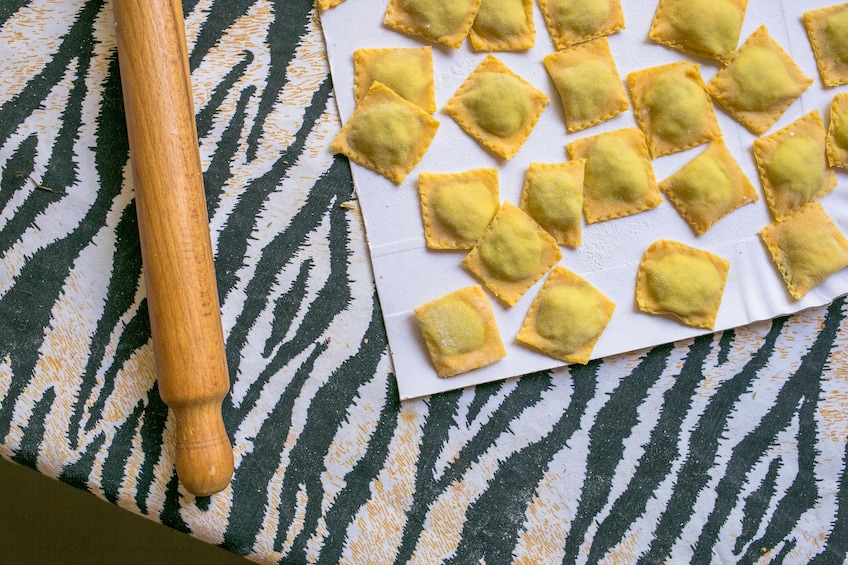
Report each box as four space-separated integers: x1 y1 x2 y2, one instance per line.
173 403 234 497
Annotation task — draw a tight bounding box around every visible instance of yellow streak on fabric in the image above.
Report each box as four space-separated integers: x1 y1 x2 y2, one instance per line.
341 405 424 565
512 493 569 564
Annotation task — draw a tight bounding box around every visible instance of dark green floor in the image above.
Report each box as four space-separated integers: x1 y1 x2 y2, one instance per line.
0 456 249 564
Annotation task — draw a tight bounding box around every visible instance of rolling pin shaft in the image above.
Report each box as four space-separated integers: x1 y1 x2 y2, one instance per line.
114 0 233 496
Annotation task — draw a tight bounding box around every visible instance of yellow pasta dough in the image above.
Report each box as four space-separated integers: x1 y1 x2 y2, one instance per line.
753 110 836 221
539 0 625 50
353 47 436 113
470 0 535 51
414 285 507 377
517 267 615 364
462 202 562 306
383 0 482 49
627 62 721 158
827 92 848 168
543 37 630 133
660 139 758 235
706 26 812 135
636 240 730 329
567 128 661 224
331 82 439 184
760 203 848 300
445 55 549 160
317 0 345 10
649 0 747 62
804 3 848 87
419 168 500 249
519 160 584 247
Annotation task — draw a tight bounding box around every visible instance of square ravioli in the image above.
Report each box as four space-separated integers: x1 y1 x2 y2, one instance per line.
419 168 500 249
331 82 439 184
760 203 848 300
636 240 730 329
353 47 436 113
383 0 481 49
649 0 747 62
567 128 661 224
660 139 758 235
469 0 535 51
804 3 848 87
706 26 812 135
543 37 630 133
827 92 848 168
519 161 584 247
462 202 562 306
445 55 549 160
753 110 836 221
517 266 614 364
414 285 506 377
627 62 721 158
538 0 625 50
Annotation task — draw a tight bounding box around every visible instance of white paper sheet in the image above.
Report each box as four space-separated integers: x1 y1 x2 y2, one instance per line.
320 0 848 400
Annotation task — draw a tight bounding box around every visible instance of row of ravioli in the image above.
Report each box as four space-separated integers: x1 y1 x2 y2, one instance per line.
328 0 848 378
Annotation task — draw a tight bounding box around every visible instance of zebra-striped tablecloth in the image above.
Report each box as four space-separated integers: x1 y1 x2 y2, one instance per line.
1 1 847 562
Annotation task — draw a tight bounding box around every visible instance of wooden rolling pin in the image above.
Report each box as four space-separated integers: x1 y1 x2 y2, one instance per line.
114 0 234 496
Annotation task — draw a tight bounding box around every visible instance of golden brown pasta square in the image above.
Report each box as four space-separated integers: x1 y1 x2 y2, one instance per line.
538 0 625 50
517 266 614 364
331 82 440 184
827 91 848 168
567 128 661 224
317 0 345 10
706 26 812 135
353 47 436 113
469 0 535 51
627 62 721 158
753 110 836 221
419 168 500 250
462 202 562 306
636 239 730 329
660 139 758 235
543 37 630 133
760 203 848 300
804 3 848 87
444 55 549 160
414 285 506 377
649 0 747 62
519 161 584 247
383 0 482 49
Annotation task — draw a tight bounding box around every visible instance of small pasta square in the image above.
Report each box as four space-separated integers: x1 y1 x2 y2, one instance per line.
804 3 848 87
414 285 506 377
383 0 481 49
753 110 836 221
517 267 614 364
419 168 500 250
649 0 748 62
627 62 721 158
538 0 625 50
462 202 562 306
660 139 758 235
353 47 436 113
445 55 549 160
760 203 848 300
331 82 439 184
543 37 629 133
706 26 812 135
567 128 661 224
636 240 730 329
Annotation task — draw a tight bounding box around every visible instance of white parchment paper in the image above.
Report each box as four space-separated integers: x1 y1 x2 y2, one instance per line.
320 0 848 400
